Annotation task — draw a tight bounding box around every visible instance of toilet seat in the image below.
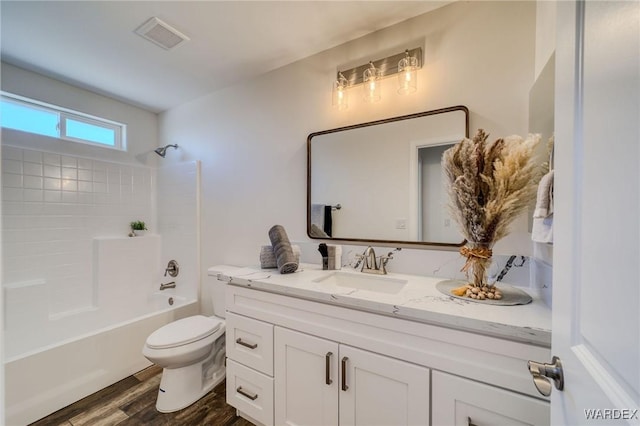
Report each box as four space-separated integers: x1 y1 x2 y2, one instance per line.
146 315 223 349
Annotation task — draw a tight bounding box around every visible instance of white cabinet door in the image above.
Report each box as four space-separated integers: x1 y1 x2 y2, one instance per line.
274 327 339 426
553 1 640 424
339 344 430 426
432 371 549 426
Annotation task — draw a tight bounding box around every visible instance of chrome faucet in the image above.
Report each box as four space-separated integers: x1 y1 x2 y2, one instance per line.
354 247 401 275
159 281 176 290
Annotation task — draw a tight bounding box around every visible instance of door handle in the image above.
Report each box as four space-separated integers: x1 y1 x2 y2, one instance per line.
325 352 333 385
527 355 564 396
341 356 349 391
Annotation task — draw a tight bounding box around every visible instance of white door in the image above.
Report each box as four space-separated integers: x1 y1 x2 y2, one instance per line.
552 1 639 424
339 344 430 426
274 327 339 426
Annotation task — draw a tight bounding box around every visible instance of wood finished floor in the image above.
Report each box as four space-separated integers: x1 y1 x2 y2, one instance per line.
29 365 254 426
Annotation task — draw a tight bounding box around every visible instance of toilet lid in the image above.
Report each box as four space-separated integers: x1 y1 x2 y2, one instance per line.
146 315 223 349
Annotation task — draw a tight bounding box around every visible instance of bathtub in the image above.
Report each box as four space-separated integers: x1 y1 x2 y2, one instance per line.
4 291 198 425
4 234 200 425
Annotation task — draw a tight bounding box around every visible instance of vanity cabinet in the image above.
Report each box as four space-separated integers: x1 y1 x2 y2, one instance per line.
274 327 430 426
225 312 275 426
223 280 550 426
432 371 550 426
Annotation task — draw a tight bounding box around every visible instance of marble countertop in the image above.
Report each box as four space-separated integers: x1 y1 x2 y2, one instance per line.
210 264 552 347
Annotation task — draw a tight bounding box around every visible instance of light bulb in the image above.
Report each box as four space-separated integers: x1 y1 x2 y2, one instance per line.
398 51 418 95
363 62 381 103
332 73 349 110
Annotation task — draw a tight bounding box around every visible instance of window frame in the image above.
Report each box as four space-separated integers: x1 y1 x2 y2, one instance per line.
1 91 127 151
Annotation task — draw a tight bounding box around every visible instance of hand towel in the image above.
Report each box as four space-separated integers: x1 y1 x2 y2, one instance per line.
534 170 554 218
268 225 299 274
323 205 333 237
260 245 301 269
532 170 554 243
311 204 325 231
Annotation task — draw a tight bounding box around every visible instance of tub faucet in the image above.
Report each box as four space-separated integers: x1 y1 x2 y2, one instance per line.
160 281 176 290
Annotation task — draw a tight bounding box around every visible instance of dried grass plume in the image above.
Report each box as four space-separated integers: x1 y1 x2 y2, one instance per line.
443 129 541 245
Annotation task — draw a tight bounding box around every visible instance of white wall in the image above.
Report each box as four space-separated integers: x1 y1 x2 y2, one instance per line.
159 1 537 314
157 161 200 302
535 1 557 80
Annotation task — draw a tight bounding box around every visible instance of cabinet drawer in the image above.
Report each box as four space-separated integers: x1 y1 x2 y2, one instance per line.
432 371 549 426
226 359 274 426
226 311 274 375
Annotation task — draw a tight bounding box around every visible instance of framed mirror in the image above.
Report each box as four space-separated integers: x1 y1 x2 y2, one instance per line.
307 105 469 247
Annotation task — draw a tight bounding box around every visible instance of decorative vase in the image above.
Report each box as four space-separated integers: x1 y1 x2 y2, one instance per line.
456 241 502 300
133 230 146 237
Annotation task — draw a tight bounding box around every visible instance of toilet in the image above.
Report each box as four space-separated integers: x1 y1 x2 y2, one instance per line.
143 274 227 413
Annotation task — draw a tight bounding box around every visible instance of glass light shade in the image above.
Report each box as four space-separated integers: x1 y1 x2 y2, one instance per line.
397 54 418 94
332 74 349 110
363 64 382 103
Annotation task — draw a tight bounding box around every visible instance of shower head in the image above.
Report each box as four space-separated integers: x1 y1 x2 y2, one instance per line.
154 144 178 158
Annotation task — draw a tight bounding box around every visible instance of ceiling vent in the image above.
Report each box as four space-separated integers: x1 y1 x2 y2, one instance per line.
135 17 190 50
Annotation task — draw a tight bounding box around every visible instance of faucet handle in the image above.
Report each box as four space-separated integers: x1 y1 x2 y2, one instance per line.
164 260 179 277
378 248 402 272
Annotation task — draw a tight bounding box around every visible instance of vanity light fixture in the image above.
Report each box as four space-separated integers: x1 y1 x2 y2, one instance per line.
332 47 422 109
332 72 349 110
397 49 419 94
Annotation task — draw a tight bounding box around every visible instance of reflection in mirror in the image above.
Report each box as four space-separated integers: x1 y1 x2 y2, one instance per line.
308 106 468 247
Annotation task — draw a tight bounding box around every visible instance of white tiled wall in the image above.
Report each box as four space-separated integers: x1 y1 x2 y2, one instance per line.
157 161 199 301
2 145 154 317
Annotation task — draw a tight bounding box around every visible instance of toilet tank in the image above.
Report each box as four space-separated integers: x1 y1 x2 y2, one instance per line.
208 265 241 318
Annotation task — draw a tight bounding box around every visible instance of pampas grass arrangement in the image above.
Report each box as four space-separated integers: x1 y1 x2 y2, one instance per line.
443 129 541 299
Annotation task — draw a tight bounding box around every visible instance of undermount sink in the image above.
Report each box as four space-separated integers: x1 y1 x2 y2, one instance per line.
313 271 408 294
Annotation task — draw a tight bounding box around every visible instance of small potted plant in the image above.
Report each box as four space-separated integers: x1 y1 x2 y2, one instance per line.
130 220 147 237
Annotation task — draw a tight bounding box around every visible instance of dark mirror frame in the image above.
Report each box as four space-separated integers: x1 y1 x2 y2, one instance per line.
307 105 469 248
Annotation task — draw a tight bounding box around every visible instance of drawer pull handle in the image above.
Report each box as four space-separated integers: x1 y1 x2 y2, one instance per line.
325 352 333 385
236 386 258 401
236 338 258 349
341 356 349 391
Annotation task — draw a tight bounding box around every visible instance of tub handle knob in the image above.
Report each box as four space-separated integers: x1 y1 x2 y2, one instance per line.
164 260 179 277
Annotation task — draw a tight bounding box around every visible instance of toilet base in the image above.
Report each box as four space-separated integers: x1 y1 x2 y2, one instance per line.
155 340 226 413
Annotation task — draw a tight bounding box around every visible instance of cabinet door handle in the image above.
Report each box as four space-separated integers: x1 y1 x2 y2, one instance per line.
325 352 333 385
341 356 349 391
467 417 478 426
236 338 258 349
236 386 258 401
